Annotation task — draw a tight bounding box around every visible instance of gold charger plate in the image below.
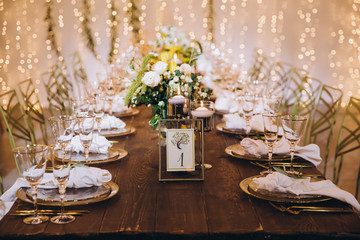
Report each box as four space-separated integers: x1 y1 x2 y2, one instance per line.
240 175 331 203
113 108 139 118
225 144 298 162
16 181 119 206
99 126 136 138
55 148 128 164
216 123 259 136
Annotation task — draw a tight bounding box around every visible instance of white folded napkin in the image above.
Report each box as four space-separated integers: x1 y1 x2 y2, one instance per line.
240 137 322 166
66 134 112 154
0 166 111 221
223 114 264 132
214 97 240 113
108 95 130 113
96 115 126 130
252 172 360 213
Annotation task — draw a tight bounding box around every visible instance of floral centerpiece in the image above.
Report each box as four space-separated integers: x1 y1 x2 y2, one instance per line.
125 25 212 129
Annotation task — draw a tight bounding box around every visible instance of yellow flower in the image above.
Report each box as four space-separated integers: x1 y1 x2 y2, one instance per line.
160 51 171 62
170 60 177 73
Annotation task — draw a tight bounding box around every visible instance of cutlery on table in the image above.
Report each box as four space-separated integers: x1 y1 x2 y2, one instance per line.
269 202 353 214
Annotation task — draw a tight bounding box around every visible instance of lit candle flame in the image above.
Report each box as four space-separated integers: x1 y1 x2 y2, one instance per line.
200 101 204 107
174 53 178 60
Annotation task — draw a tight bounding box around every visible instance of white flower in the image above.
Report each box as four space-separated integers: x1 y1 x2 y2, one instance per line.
142 71 161 87
184 76 193 83
152 61 168 75
180 63 193 75
173 76 179 82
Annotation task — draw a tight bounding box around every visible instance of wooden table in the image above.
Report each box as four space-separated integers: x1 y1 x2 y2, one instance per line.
0 106 359 240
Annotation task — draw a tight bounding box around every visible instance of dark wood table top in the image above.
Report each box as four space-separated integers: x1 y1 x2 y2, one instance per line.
0 105 359 240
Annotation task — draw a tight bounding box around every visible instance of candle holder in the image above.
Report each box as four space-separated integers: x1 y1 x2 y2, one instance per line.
167 85 189 119
190 100 215 132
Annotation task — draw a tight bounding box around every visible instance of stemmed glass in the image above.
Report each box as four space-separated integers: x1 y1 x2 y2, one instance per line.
101 82 122 115
77 114 95 162
70 97 89 116
262 95 282 114
241 92 255 135
49 115 75 161
261 113 280 175
92 96 105 134
49 144 75 224
281 115 308 175
12 144 48 224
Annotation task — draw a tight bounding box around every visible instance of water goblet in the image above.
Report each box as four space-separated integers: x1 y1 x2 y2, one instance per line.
241 92 255 135
49 115 75 161
281 115 308 175
12 144 49 224
77 114 95 162
49 144 75 224
261 113 280 175
262 95 282 114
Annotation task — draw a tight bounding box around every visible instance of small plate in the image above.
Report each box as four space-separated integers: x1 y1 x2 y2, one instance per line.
240 175 331 203
113 108 140 118
99 126 136 138
225 144 297 162
216 123 259 136
55 148 128 164
17 181 119 206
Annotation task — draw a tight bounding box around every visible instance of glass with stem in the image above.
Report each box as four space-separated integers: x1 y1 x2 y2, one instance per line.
77 114 95 162
70 97 89 116
280 115 307 175
92 96 105 134
49 115 75 161
262 95 282 114
13 144 48 224
241 92 256 135
261 113 280 175
49 144 75 224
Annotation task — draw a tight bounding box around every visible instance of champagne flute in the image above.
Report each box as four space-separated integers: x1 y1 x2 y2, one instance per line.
13 144 48 224
77 114 95 162
93 96 105 134
281 115 307 175
241 92 255 135
261 113 280 175
49 144 75 224
49 115 75 161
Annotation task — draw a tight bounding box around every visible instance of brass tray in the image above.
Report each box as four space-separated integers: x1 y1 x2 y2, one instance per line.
17 181 119 206
27 184 111 202
113 108 139 118
99 126 136 138
55 148 128 164
225 144 298 162
240 175 331 203
216 123 259 136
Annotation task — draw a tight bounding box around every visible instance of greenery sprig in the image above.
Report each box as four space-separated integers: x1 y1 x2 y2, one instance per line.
108 0 119 64
127 0 142 44
273 166 305 179
44 0 61 57
82 0 98 59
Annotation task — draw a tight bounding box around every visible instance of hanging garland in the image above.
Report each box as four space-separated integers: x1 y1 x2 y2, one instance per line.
207 0 215 43
44 0 61 57
82 0 98 59
108 0 119 64
127 0 142 44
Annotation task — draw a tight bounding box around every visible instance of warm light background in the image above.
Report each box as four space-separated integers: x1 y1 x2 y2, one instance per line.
0 0 359 105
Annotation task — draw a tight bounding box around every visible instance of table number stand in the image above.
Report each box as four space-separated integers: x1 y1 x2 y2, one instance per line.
159 119 204 181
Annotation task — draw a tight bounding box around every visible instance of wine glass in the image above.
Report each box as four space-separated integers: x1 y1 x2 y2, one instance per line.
262 95 282 114
77 114 95 162
49 115 75 161
12 144 48 224
261 113 280 175
70 97 89 116
92 96 105 134
100 82 122 115
49 144 75 224
281 115 308 175
241 92 255 135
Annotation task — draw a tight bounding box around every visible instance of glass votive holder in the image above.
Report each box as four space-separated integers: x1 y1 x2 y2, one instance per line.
167 85 189 119
190 100 215 132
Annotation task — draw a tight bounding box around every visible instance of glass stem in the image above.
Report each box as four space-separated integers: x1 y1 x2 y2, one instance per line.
289 143 295 174
31 184 39 219
85 147 89 162
59 183 66 216
267 143 273 173
96 118 101 133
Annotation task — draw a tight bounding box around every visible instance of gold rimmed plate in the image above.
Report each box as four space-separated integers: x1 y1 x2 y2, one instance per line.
216 123 259 136
113 108 139 118
240 175 331 203
225 144 298 162
99 126 136 138
55 148 128 164
17 181 119 206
